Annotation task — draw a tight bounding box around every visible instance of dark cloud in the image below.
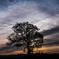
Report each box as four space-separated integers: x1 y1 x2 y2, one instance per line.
51 0 59 5
41 26 59 36
38 6 56 16
42 33 59 47
40 26 59 47
0 44 22 53
0 0 59 12
43 39 59 47
0 45 14 51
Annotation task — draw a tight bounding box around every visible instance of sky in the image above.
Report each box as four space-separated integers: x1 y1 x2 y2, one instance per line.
0 0 59 55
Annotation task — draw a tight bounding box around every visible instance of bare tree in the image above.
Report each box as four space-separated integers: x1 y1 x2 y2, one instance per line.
6 22 43 55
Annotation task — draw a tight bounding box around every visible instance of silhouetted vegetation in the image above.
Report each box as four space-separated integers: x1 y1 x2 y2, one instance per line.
6 22 43 55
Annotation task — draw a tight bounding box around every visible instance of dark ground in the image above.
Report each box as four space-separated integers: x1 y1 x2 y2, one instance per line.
0 53 59 59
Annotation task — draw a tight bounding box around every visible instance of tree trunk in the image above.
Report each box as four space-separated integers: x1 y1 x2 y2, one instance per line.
27 42 31 55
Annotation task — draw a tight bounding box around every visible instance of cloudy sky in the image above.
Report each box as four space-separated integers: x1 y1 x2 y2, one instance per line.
0 0 59 55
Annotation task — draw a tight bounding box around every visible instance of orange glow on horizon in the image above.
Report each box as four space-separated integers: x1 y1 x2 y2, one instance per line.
0 45 59 55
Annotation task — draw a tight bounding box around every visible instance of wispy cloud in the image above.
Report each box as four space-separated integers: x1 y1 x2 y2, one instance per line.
0 1 59 44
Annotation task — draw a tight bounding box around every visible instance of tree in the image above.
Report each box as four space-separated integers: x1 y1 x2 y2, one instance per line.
6 22 43 55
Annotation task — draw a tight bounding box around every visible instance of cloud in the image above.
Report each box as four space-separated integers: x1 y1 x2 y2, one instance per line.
0 0 59 54
43 32 59 47
0 4 48 39
34 14 59 32
0 2 59 43
41 26 59 36
0 44 24 55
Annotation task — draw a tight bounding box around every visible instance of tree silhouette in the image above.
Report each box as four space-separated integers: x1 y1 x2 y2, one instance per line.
6 22 43 55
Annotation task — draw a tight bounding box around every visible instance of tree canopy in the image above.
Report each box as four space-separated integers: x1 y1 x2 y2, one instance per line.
6 22 43 54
